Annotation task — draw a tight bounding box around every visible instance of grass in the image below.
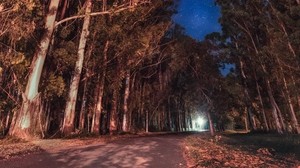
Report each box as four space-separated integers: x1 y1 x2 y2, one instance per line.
183 132 300 168
222 132 300 158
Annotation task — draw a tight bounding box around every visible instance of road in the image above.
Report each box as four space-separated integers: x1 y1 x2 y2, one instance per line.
0 134 188 168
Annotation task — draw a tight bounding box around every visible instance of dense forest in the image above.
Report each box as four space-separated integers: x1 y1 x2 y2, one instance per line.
0 0 299 140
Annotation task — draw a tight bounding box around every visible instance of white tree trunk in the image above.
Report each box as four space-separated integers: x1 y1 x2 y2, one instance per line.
145 110 149 133
9 0 60 139
254 73 269 131
276 56 300 134
266 79 283 134
62 0 92 135
122 72 130 132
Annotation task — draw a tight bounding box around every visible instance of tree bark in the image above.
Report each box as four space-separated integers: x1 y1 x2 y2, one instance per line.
254 72 269 131
239 57 257 131
145 110 149 133
275 57 300 134
9 0 60 139
109 89 119 134
207 111 214 136
62 0 92 135
79 78 88 131
122 71 130 132
266 79 283 134
91 40 109 134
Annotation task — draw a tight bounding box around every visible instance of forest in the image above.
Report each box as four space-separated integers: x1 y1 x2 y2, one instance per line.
0 0 300 141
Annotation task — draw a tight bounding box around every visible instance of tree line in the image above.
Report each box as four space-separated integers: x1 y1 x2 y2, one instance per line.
1 0 299 140
0 0 224 139
214 0 300 134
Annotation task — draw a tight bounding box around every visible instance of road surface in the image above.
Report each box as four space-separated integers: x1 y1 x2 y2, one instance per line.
0 134 188 168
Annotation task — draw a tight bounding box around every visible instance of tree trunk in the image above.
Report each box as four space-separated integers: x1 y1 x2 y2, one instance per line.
239 57 257 131
276 57 300 134
62 0 92 135
244 107 249 132
9 0 60 139
79 78 88 131
254 72 269 131
109 89 119 134
207 111 214 136
167 96 172 131
145 110 149 133
122 71 130 132
91 40 109 134
266 79 283 134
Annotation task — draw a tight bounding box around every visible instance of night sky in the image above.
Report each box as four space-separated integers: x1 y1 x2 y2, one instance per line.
173 0 221 40
173 0 234 76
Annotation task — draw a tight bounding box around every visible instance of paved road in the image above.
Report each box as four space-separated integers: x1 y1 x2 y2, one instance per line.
0 134 188 168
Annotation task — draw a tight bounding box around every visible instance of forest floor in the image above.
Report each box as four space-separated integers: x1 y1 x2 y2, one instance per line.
184 131 300 168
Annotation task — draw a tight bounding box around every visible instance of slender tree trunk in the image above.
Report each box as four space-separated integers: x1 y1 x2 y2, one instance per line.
167 96 172 131
239 57 257 131
122 71 130 132
145 110 149 133
254 72 269 131
62 0 92 135
266 79 283 134
44 101 51 134
102 0 107 11
276 57 300 134
9 0 60 139
244 108 249 132
139 83 145 129
110 89 119 134
59 0 69 20
79 78 88 131
91 41 109 134
207 111 214 136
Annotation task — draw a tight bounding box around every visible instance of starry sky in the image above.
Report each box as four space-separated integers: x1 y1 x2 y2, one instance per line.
173 0 221 40
173 0 234 76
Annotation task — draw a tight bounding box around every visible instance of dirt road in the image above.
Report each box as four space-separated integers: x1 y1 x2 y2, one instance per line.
0 134 187 168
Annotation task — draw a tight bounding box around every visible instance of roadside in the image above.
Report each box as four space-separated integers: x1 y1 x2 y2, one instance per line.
184 132 300 168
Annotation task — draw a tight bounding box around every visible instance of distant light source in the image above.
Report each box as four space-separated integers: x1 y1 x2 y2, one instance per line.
197 117 205 126
195 116 206 131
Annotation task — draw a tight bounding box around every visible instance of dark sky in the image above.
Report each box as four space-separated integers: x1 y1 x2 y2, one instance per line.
173 0 234 75
173 0 221 40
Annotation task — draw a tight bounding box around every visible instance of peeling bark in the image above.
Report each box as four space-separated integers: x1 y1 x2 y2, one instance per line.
9 0 60 139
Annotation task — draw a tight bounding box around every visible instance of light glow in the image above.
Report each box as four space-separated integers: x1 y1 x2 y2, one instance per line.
194 116 207 131
197 117 205 126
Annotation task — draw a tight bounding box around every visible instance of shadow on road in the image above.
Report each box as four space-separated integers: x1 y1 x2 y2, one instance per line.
0 133 189 168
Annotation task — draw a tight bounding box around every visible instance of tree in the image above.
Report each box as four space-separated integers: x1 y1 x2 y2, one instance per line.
61 0 92 135
9 0 60 139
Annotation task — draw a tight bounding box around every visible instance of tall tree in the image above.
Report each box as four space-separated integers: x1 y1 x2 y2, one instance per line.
9 0 60 139
62 0 92 135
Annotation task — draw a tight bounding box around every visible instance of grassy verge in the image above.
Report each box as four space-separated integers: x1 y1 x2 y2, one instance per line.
184 132 300 168
222 132 300 158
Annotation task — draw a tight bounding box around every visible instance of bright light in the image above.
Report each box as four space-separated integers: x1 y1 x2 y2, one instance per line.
197 117 205 126
194 116 207 131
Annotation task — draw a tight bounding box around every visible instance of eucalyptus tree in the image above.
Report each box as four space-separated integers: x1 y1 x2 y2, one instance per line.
8 0 60 139
0 1 41 136
61 0 93 135
216 0 300 134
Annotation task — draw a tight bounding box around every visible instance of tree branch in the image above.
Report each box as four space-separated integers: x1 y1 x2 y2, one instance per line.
55 2 150 27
